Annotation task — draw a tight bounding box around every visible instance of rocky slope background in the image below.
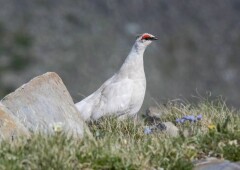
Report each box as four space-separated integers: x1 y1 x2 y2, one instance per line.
0 0 239 110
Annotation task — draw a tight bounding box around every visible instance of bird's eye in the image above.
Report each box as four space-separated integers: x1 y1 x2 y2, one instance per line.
143 37 152 40
141 36 158 41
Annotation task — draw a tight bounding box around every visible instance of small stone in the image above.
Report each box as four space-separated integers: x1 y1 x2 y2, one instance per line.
156 123 167 131
153 122 179 137
194 157 240 170
146 106 163 119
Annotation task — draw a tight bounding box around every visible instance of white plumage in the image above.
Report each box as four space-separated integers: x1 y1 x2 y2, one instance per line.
75 33 157 121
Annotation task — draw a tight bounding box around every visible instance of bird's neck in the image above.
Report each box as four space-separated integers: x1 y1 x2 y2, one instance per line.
125 43 146 62
118 43 146 78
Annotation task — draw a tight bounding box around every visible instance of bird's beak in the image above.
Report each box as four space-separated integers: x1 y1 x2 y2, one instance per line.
151 37 158 40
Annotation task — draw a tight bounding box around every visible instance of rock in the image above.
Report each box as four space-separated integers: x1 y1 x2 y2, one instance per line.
0 103 29 140
194 157 240 170
1 72 90 137
144 122 179 137
159 122 179 137
145 106 163 119
145 106 164 124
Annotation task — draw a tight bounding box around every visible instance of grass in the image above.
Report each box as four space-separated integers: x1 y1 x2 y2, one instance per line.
0 98 240 170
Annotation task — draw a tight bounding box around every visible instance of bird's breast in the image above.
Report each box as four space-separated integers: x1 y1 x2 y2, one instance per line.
131 79 146 102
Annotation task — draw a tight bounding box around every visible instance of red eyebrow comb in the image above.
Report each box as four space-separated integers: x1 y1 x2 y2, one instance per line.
141 34 151 40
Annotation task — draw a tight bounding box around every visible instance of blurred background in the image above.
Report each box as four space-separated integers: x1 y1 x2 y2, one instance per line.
0 0 239 111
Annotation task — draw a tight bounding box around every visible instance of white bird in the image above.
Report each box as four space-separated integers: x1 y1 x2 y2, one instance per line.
75 33 157 121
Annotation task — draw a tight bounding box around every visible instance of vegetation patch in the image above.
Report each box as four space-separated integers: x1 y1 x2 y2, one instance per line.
0 99 239 170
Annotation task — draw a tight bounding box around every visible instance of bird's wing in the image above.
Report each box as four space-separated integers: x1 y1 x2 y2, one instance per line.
75 92 98 121
90 78 134 120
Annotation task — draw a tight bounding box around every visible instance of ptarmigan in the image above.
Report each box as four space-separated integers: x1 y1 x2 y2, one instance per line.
75 33 157 121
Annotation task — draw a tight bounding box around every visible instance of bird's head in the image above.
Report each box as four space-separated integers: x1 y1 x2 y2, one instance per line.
135 33 158 47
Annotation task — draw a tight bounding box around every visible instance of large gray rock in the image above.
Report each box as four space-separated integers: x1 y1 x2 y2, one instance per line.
1 72 90 137
0 103 29 140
